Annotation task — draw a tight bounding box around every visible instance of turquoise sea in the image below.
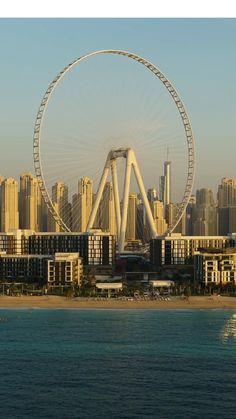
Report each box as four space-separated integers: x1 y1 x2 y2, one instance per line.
0 309 236 419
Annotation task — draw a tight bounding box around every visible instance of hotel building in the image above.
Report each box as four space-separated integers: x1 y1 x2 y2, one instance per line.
150 234 234 267
0 251 83 286
194 249 236 285
0 230 115 268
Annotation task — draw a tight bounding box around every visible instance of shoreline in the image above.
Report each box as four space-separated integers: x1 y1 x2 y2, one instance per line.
0 295 236 310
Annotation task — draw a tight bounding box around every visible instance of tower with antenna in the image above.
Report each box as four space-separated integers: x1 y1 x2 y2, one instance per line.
164 147 171 207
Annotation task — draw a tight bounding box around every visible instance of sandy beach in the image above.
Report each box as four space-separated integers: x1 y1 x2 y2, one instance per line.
0 295 236 309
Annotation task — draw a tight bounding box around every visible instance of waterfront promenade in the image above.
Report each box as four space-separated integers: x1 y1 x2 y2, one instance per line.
0 295 236 309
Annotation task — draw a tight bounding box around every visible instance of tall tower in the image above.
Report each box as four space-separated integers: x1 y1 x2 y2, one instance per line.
185 195 196 235
147 188 157 202
153 200 168 235
218 177 236 207
1 178 19 232
49 181 70 232
0 176 4 232
164 160 171 206
126 193 137 240
72 193 79 232
218 177 236 234
193 188 217 235
19 172 42 231
166 202 186 235
159 176 165 202
77 177 93 232
136 199 145 242
159 159 171 207
100 182 116 235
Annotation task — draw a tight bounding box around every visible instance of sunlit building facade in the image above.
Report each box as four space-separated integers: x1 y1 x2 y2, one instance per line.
194 249 236 285
150 234 233 267
1 178 19 232
126 193 137 241
19 172 42 231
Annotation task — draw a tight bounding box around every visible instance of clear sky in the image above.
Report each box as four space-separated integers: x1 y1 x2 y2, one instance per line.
0 18 235 199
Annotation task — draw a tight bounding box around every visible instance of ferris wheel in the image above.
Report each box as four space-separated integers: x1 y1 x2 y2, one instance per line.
33 49 195 250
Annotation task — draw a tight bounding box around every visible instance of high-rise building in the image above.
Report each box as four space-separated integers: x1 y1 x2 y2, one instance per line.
0 176 4 232
48 181 70 232
159 160 171 212
147 188 157 202
185 195 196 235
72 177 93 232
19 172 42 231
166 203 186 235
159 176 165 202
218 177 236 207
136 201 145 241
100 182 116 235
153 200 168 235
218 207 236 236
126 193 137 240
1 178 19 232
79 177 93 232
164 160 171 206
40 199 50 232
47 202 60 232
218 178 236 235
52 182 69 217
72 193 79 232
193 188 217 236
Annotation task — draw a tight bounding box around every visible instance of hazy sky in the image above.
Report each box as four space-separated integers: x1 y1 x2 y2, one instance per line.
0 18 235 198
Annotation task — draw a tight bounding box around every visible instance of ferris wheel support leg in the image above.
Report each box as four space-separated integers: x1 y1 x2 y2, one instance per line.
86 161 110 231
118 150 132 253
111 159 121 240
132 151 157 239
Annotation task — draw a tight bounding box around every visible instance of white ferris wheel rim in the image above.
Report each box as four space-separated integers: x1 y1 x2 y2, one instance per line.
33 49 195 236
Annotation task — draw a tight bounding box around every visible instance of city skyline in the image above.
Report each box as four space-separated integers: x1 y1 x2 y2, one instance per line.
2 169 236 240
0 18 236 196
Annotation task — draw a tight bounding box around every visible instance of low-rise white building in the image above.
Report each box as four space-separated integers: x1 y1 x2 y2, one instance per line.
194 249 236 285
47 253 83 287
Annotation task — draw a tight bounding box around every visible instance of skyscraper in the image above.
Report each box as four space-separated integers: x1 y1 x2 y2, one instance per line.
193 188 217 235
19 172 42 231
159 175 165 202
72 177 93 232
166 202 186 235
185 195 196 235
1 178 19 232
72 193 79 232
159 160 171 208
136 200 145 241
0 176 4 232
153 200 167 235
100 182 116 235
164 160 171 206
218 178 236 234
218 177 236 207
48 181 70 232
147 188 157 202
126 193 137 240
